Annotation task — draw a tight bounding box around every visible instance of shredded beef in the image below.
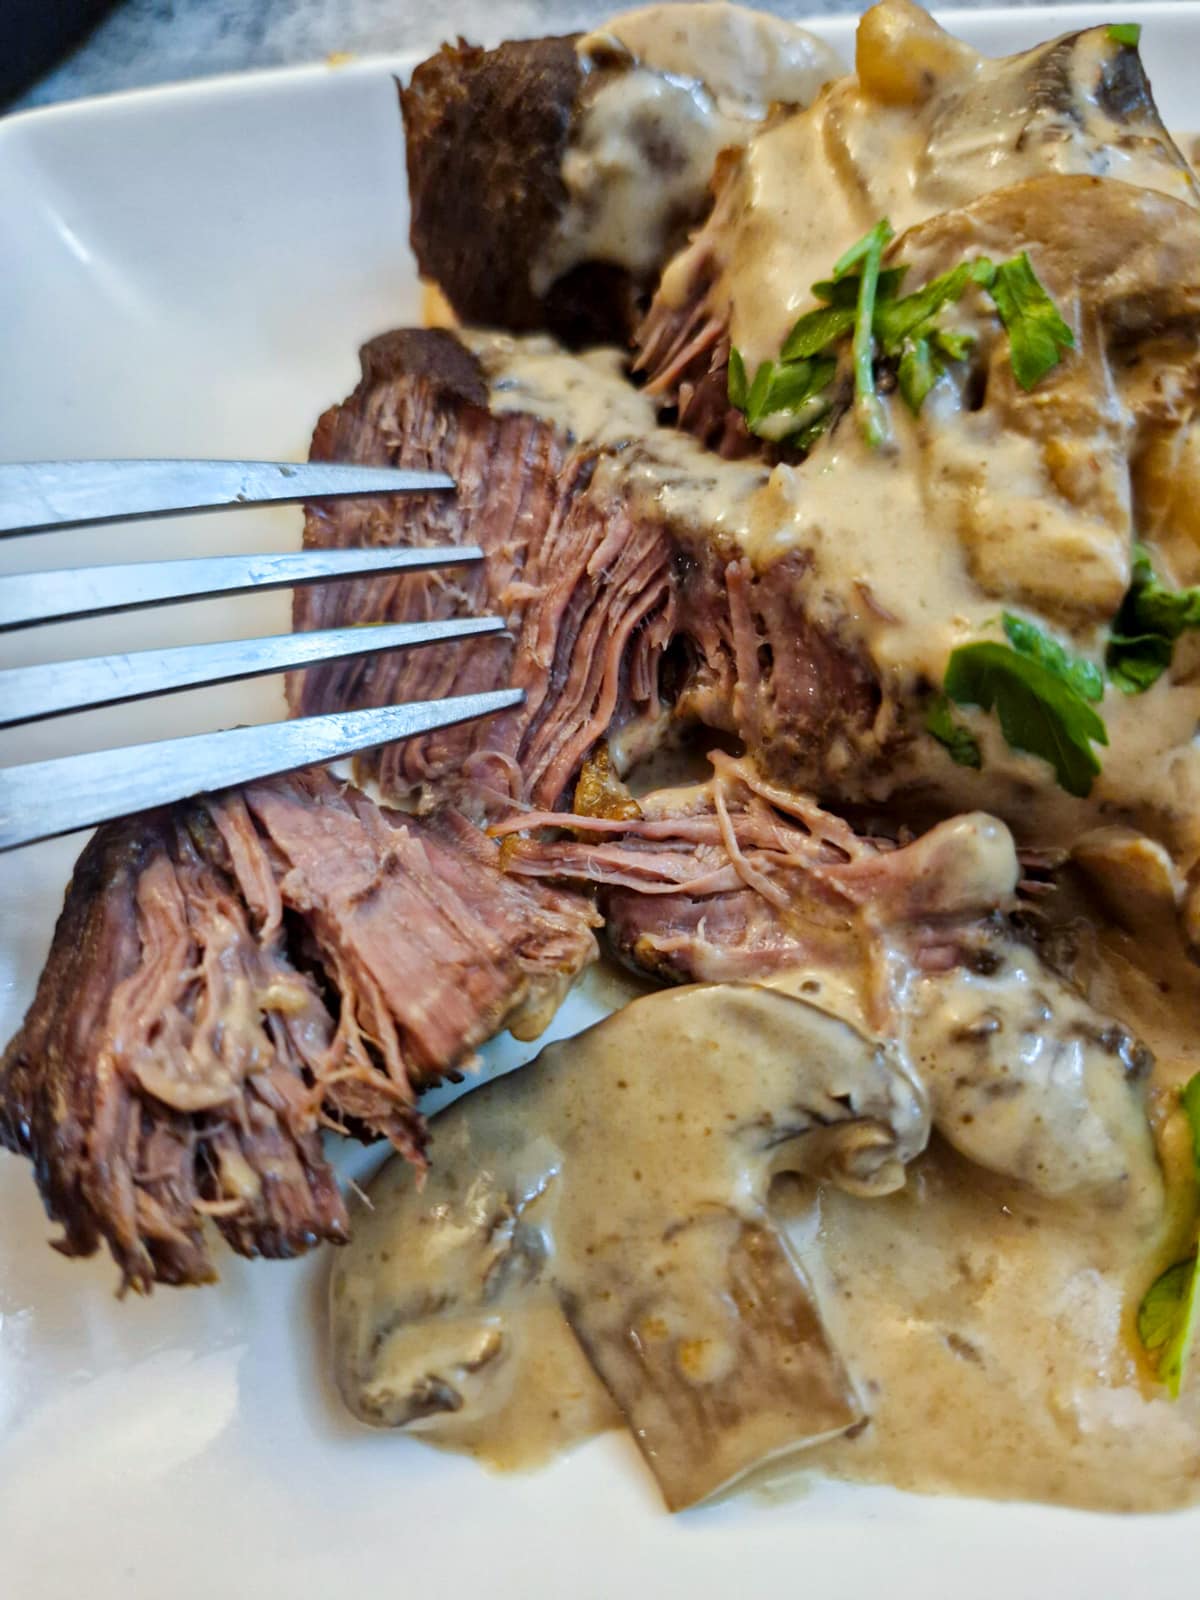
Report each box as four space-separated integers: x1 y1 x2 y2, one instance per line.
294 329 677 811
0 773 598 1290
493 754 1015 1008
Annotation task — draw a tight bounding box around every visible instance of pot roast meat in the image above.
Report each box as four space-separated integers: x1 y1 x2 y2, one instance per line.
0 773 598 1290
494 753 1021 1005
400 36 634 345
296 326 887 802
294 329 677 811
399 11 838 347
0 802 348 1292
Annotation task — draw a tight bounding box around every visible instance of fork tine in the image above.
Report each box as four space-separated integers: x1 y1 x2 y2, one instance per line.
0 616 505 726
0 546 484 631
0 460 454 536
0 689 525 851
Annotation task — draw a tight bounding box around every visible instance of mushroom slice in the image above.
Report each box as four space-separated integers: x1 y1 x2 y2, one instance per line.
330 982 929 1506
902 175 1200 619
907 942 1162 1222
560 1212 861 1512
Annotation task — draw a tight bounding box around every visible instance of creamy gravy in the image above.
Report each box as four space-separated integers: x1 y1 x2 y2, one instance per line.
534 5 839 294
659 1 1199 366
332 984 931 1508
331 933 1200 1512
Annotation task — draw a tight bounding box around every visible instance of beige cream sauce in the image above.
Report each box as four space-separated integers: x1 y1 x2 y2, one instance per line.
465 330 1200 865
332 983 931 1508
535 5 840 294
332 929 1200 1512
662 8 1199 366
775 918 1200 1511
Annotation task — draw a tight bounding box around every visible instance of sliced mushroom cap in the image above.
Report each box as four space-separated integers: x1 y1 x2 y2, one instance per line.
908 940 1163 1223
901 174 1200 619
330 981 929 1509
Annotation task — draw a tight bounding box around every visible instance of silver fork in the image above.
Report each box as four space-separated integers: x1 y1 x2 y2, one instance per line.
0 460 523 851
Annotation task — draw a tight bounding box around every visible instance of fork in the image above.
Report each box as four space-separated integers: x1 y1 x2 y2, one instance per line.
0 460 523 851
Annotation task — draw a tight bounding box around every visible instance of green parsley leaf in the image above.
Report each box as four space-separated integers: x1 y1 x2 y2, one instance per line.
1107 548 1200 694
727 346 749 412
1107 22 1142 46
1139 1258 1200 1397
1002 612 1104 702
748 356 837 442
1138 1073 1200 1397
897 336 942 413
729 353 837 443
925 693 982 768
811 266 908 308
835 219 894 448
943 641 1108 797
931 326 975 362
781 304 856 360
875 257 995 355
988 252 1076 391
747 359 774 424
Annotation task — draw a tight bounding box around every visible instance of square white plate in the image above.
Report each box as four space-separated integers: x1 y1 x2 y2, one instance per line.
1 8 1197 1595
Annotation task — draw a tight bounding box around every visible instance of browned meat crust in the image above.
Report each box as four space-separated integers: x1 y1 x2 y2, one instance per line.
400 37 640 345
0 772 598 1290
294 329 678 809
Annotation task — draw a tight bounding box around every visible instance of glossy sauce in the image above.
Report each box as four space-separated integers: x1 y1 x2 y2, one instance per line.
535 4 839 294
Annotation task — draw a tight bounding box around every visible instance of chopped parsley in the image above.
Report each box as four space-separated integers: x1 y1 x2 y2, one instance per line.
1107 22 1142 46
1138 1074 1200 1397
941 618 1108 797
1107 547 1200 694
988 252 1076 391
727 228 1074 445
727 348 837 443
836 219 894 448
1002 612 1104 703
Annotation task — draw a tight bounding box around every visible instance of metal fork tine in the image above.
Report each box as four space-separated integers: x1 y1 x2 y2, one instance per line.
0 689 525 852
0 616 505 727
0 460 454 536
0 546 484 631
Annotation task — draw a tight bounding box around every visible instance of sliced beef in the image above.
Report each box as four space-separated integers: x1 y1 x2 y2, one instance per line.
296 326 884 802
0 772 598 1290
294 329 677 811
401 36 637 346
671 547 884 786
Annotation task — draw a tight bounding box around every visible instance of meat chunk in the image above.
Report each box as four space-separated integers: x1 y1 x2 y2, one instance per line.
401 11 838 345
294 329 677 811
0 801 347 1292
296 326 887 802
0 773 598 1290
401 37 629 345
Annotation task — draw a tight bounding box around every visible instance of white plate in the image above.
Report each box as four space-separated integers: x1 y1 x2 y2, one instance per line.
1 8 1197 1595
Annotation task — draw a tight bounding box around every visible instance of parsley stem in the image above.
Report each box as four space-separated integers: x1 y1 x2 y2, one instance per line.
847 220 892 448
